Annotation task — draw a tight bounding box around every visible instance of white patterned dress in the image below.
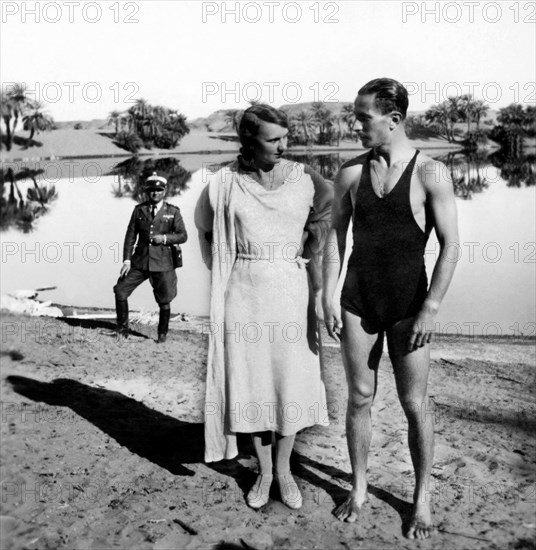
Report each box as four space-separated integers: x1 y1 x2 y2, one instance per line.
196 160 332 462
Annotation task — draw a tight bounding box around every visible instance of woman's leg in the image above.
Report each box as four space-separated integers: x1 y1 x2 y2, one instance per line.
274 433 295 473
252 431 273 474
275 433 302 509
247 432 273 509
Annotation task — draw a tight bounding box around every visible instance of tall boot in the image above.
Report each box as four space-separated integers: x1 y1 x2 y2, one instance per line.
157 307 171 343
115 298 129 338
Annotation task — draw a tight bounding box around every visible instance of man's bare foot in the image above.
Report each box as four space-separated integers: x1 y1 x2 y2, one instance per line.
406 502 433 539
334 490 368 522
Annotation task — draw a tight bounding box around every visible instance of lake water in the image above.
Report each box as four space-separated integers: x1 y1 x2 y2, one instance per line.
1 150 535 337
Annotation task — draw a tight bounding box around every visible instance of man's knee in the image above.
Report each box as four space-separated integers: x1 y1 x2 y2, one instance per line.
348 381 374 410
113 283 130 301
399 396 427 420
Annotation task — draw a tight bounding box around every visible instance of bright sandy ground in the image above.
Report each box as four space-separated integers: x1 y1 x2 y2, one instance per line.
0 312 534 550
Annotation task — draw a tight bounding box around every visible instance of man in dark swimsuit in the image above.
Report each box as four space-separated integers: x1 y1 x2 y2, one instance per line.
322 78 459 539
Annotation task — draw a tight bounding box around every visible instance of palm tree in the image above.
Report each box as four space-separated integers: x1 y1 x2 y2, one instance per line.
446 96 463 141
425 104 449 140
132 98 150 119
107 110 122 135
523 105 536 136
7 83 30 136
425 99 462 143
224 109 243 133
341 103 356 140
1 90 13 149
472 100 489 133
497 104 525 129
459 94 474 134
290 110 316 145
22 101 55 143
311 102 333 145
2 83 31 150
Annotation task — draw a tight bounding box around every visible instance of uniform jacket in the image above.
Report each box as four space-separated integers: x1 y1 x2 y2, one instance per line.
123 201 188 271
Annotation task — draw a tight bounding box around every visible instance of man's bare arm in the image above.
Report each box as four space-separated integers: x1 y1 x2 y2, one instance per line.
322 164 357 341
409 159 460 351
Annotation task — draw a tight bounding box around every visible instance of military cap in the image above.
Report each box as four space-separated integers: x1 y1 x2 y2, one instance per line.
144 171 168 191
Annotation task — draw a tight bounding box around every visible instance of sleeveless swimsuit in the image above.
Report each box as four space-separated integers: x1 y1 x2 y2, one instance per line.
340 150 431 331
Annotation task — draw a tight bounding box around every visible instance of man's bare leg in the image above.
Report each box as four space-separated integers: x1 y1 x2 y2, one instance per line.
335 308 383 522
387 318 434 539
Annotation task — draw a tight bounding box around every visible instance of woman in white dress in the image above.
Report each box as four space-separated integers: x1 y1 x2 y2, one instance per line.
195 104 333 509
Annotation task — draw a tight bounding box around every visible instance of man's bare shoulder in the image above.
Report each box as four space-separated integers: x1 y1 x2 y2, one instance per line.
336 152 368 189
415 153 452 192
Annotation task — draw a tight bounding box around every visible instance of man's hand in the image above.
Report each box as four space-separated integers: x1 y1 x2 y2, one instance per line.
323 298 343 343
407 300 439 352
119 261 131 278
151 234 166 245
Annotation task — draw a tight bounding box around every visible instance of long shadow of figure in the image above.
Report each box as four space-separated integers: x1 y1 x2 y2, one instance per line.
292 451 413 531
60 317 149 340
6 376 251 490
6 375 413 527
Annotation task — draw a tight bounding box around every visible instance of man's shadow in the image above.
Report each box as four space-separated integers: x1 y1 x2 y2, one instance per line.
60 317 149 339
6 375 412 526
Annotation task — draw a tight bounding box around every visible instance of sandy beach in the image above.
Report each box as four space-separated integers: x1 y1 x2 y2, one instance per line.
1 311 534 550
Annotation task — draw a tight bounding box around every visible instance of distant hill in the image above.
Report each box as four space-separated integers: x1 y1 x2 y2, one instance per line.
57 105 499 135
54 119 110 131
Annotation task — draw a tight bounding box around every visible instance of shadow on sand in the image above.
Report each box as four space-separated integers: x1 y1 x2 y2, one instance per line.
6 375 413 526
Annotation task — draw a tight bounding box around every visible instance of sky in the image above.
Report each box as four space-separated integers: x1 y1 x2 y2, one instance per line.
1 0 535 121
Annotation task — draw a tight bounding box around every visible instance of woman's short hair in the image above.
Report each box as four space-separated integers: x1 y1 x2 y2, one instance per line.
238 104 288 159
358 78 409 119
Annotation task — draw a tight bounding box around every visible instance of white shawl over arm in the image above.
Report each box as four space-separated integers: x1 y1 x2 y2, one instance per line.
194 166 238 462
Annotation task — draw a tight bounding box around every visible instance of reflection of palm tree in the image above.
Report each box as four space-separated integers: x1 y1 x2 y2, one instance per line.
286 152 342 181
108 157 192 201
440 152 489 199
0 167 58 232
489 150 536 188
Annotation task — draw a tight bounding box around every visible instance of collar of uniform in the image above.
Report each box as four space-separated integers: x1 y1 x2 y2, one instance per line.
146 201 164 216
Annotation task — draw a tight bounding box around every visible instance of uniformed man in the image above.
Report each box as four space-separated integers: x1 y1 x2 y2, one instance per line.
113 171 188 343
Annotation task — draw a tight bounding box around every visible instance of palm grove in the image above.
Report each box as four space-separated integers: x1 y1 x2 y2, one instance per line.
1 82 534 154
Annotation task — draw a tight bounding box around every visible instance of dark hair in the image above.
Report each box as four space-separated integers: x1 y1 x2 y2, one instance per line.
358 78 409 119
238 104 288 159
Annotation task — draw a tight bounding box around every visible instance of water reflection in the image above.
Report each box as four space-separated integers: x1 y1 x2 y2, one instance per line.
286 152 343 181
435 151 490 200
489 150 536 188
288 149 536 199
2 149 534 235
107 157 192 202
0 167 58 233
